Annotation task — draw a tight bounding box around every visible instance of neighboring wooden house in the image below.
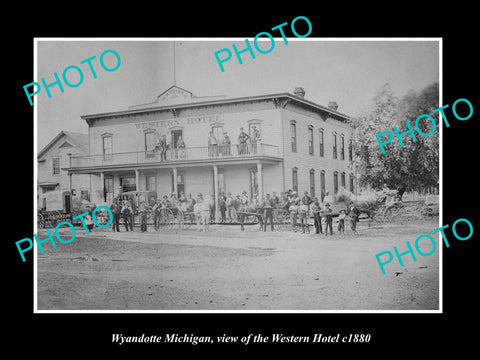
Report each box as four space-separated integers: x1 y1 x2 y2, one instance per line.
37 131 89 212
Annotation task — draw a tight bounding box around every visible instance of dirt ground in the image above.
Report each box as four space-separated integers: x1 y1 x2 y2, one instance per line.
36 217 440 311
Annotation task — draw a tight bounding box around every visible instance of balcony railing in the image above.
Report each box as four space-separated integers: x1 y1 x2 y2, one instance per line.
70 143 280 169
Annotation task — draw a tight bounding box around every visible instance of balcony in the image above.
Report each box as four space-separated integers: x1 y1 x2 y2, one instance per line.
69 143 281 172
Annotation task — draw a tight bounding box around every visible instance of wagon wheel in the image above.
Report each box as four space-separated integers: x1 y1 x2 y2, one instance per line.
176 209 185 229
183 211 196 228
159 208 175 230
37 213 45 229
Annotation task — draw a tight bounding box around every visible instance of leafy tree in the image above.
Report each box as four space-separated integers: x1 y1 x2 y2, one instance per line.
349 82 439 197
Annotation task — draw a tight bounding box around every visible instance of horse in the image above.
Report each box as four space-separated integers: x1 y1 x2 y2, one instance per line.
229 198 264 231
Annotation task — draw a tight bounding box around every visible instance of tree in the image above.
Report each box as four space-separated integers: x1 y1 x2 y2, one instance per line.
349 82 439 196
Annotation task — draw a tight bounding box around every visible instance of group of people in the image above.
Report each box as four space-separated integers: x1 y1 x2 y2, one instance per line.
108 188 360 235
207 126 261 157
217 189 360 235
154 134 186 162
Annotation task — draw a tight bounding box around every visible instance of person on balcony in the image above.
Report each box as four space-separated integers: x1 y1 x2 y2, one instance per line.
176 136 186 159
221 131 231 156
238 127 250 155
158 134 168 161
208 131 218 157
250 125 261 154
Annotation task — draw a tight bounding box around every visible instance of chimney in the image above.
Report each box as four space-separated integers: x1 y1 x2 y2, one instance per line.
328 101 338 111
293 87 305 98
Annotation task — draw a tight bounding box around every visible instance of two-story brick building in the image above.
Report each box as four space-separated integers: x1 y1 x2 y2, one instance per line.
67 85 355 219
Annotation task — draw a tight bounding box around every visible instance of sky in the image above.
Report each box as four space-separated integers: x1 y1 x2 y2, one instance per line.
35 39 439 151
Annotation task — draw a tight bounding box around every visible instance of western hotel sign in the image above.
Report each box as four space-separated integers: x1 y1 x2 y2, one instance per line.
133 115 225 130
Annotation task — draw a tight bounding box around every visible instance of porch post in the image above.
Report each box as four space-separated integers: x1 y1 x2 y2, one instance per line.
135 169 140 191
100 171 104 203
257 162 263 201
172 167 178 196
213 165 219 223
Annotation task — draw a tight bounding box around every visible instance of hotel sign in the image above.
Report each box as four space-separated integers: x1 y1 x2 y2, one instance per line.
134 115 224 130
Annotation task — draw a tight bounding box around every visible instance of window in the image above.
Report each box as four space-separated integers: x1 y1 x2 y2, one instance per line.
172 172 185 195
349 173 355 193
340 134 345 160
146 175 156 191
332 132 337 159
145 131 156 158
104 177 113 203
290 120 297 152
120 176 136 192
52 157 60 175
348 139 353 161
292 167 298 192
341 172 346 189
333 171 339 194
319 128 324 157
211 125 223 144
102 135 113 161
309 169 315 197
308 125 314 155
320 170 326 202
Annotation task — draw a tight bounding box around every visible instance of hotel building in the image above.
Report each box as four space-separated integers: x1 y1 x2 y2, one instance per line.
67 85 356 219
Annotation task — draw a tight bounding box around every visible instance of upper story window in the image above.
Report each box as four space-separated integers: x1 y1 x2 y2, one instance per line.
332 132 337 159
319 128 324 157
290 120 297 153
340 134 345 160
52 157 60 175
292 167 298 192
102 133 113 161
308 125 314 155
144 131 156 158
348 139 353 161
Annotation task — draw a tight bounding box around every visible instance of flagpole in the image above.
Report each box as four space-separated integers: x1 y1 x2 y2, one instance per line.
173 41 176 86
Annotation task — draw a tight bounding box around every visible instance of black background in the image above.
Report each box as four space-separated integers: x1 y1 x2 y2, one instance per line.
6 4 478 355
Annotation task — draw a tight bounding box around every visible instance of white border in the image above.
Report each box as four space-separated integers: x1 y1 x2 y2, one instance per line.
33 37 443 314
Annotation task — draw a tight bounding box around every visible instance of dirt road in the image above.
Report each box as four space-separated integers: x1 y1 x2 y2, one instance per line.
36 219 440 311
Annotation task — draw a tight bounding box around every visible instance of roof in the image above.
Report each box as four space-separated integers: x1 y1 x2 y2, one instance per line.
38 131 89 159
81 91 351 124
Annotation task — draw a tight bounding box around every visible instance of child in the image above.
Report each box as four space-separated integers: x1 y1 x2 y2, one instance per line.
338 209 346 235
324 203 333 236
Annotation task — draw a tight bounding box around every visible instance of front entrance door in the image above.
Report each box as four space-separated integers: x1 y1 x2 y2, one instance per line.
64 194 71 213
171 129 183 159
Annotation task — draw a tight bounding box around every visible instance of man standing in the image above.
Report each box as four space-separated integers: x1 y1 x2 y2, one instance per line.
158 134 168 161
311 198 322 234
250 125 261 154
298 199 310 234
348 203 360 235
152 198 162 231
324 203 333 236
138 200 150 233
219 191 227 223
222 131 231 156
226 192 235 222
110 199 122 232
208 131 218 157
263 193 274 231
238 127 249 155
121 200 133 231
